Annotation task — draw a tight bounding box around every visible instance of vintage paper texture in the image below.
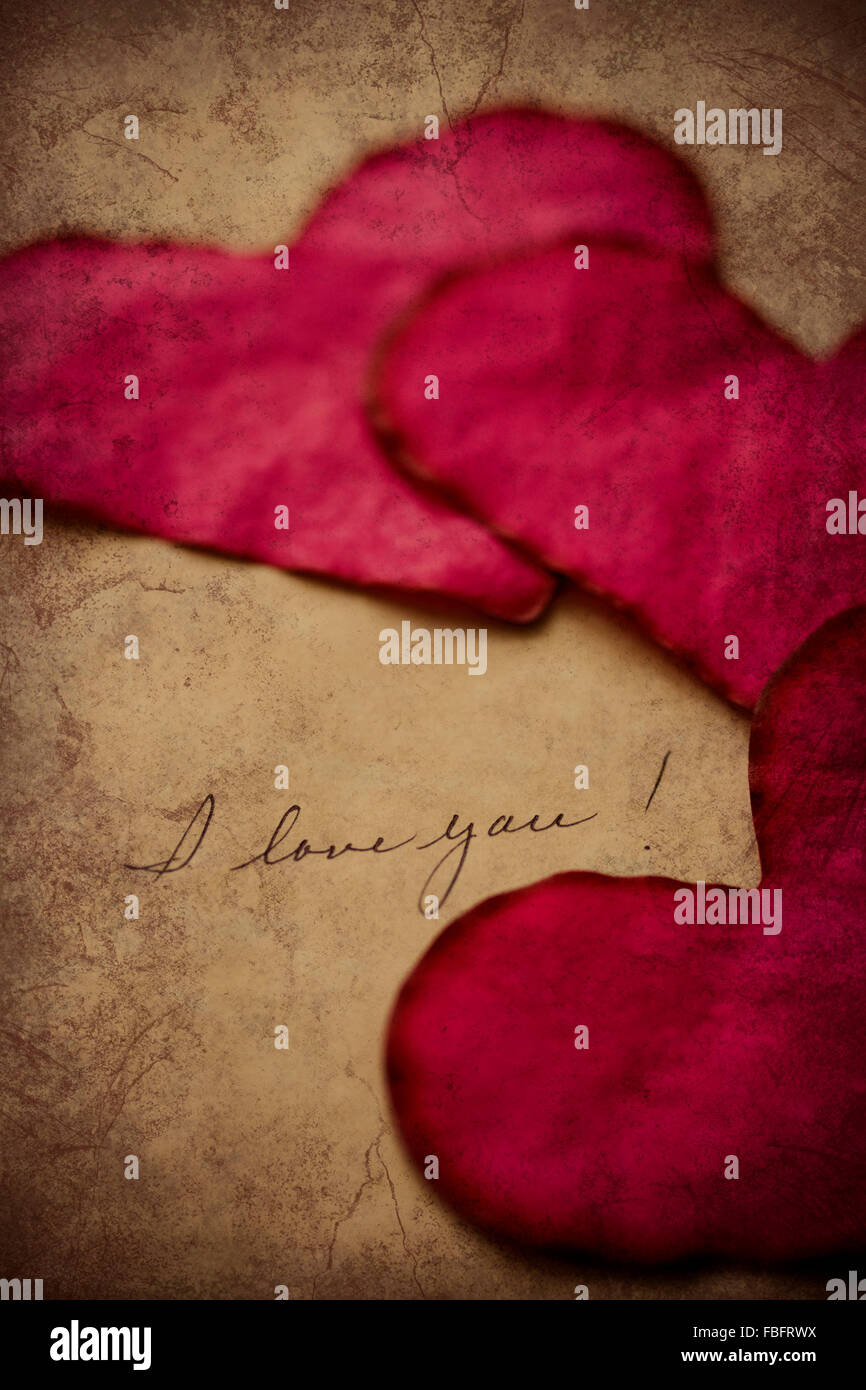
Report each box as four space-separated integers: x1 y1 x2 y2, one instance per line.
1 0 863 1298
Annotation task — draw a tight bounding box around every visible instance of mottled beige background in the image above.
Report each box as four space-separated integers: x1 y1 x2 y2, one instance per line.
1 0 863 1300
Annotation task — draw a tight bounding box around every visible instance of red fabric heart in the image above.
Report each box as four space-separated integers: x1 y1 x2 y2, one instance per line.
387 606 866 1261
0 111 710 620
375 239 866 706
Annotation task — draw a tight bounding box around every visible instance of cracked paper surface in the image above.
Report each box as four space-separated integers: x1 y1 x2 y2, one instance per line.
1 0 864 1299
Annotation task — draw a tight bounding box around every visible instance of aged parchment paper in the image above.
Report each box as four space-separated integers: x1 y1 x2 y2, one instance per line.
1 0 863 1299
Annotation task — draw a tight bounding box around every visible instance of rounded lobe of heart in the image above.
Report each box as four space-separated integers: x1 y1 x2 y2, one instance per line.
750 605 866 894
301 108 714 267
386 609 866 1260
375 242 866 707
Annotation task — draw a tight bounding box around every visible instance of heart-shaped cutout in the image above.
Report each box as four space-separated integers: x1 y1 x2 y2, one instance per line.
376 239 865 705
0 111 711 621
387 606 866 1260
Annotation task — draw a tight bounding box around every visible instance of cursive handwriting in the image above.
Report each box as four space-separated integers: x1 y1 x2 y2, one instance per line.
125 797 599 912
125 794 215 878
